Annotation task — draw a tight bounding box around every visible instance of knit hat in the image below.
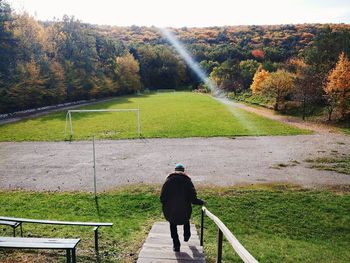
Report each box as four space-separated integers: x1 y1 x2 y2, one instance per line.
175 163 185 172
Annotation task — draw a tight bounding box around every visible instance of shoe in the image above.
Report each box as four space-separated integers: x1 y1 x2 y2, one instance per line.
184 236 190 242
173 246 180 252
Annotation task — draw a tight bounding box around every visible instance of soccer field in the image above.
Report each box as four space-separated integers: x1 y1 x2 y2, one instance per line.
0 92 309 141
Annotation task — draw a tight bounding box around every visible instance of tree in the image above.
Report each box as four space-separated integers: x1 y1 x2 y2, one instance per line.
44 60 66 104
199 60 219 75
250 66 270 95
303 26 350 81
239 59 260 89
324 52 350 120
251 49 264 60
259 69 295 111
210 60 243 93
116 53 141 94
206 44 245 63
13 13 47 62
0 0 17 86
288 58 323 120
10 59 46 110
136 45 186 89
263 47 286 62
95 34 125 74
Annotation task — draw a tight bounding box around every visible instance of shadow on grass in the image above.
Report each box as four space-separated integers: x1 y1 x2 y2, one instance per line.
37 94 152 123
95 196 101 218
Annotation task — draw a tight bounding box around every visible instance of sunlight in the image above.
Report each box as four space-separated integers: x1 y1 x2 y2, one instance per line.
159 27 217 92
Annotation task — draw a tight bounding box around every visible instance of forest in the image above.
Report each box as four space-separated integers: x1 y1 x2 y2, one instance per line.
0 0 349 120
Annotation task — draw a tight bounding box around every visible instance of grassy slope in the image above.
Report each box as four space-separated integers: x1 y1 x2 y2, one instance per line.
0 186 349 263
0 92 309 141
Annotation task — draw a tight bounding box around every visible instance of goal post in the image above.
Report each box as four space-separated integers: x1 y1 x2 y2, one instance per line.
64 109 141 141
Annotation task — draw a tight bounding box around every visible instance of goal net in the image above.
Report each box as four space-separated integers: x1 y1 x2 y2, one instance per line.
64 109 141 141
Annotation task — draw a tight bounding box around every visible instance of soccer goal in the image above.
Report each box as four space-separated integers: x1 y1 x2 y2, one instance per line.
64 109 141 141
157 89 176 93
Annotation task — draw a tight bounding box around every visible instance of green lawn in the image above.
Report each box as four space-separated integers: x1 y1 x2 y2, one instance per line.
0 92 310 141
0 186 349 263
340 127 350 135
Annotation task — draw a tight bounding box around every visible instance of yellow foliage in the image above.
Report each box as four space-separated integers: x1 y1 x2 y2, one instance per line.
256 69 295 111
116 53 141 92
250 67 270 95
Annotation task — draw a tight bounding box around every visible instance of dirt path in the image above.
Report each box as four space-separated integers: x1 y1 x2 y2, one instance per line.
214 97 337 134
1 134 349 192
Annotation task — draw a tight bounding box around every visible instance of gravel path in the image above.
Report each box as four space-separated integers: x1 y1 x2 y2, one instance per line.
1 134 349 192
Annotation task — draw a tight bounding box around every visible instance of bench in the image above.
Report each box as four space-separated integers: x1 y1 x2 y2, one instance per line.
0 220 22 237
0 237 80 263
0 216 112 253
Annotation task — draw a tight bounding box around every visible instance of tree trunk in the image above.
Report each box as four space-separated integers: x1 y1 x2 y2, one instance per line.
302 96 306 120
328 106 333 121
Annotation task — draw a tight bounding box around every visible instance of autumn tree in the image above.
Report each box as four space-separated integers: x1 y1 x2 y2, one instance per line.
259 69 295 111
250 66 270 95
10 59 46 110
2 0 350 116
44 61 66 103
116 53 141 94
303 26 350 84
13 13 48 62
251 49 264 60
324 52 350 120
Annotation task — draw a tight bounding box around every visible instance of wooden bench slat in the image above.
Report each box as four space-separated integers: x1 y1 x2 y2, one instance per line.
0 216 112 227
0 237 80 243
0 237 80 249
0 220 20 227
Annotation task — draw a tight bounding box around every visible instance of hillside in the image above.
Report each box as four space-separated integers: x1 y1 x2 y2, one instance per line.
1 0 349 118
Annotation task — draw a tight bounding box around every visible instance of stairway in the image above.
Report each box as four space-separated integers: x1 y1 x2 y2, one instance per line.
137 221 205 262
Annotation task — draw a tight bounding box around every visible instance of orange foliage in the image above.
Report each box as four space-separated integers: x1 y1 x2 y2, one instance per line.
324 52 350 118
251 49 265 59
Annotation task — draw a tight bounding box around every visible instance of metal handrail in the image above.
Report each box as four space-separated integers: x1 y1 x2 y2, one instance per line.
200 206 259 263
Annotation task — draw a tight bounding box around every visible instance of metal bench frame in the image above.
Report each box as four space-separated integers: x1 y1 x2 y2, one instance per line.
0 220 23 237
0 216 112 254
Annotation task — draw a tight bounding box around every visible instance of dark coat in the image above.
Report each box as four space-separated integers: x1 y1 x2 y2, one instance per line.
160 172 204 225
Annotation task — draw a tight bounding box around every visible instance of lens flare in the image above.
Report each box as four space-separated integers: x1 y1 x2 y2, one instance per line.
159 27 218 93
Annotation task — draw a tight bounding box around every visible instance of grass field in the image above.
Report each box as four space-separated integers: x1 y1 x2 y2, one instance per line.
340 126 350 135
0 185 349 263
0 92 310 141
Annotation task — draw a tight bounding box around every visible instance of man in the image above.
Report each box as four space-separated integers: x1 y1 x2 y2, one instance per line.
160 163 205 252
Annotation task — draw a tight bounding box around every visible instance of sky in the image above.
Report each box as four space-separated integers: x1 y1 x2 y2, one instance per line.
8 0 350 27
